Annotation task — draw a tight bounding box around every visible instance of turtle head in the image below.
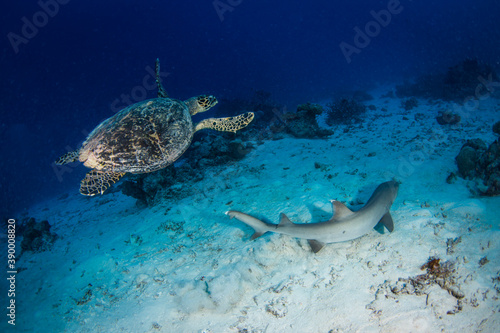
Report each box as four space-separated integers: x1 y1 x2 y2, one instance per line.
185 95 218 115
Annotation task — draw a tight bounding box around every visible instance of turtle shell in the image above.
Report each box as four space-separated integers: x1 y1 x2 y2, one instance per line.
79 98 193 173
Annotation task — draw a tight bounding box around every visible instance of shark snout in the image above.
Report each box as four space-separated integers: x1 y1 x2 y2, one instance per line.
388 180 400 196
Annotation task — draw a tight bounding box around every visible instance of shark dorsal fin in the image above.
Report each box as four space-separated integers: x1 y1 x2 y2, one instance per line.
331 200 355 221
279 213 294 227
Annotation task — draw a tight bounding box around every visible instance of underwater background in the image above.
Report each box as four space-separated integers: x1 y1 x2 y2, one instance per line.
1 1 500 332
1 0 500 216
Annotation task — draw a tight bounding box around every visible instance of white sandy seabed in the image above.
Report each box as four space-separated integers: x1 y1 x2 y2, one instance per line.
6 93 500 333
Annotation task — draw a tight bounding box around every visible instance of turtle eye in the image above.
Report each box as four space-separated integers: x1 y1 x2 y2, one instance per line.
198 96 207 107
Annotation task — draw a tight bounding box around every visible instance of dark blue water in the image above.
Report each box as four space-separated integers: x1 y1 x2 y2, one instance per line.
1 0 499 216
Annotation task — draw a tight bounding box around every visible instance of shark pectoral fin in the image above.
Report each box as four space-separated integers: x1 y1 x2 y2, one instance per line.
331 200 355 221
279 213 295 226
251 232 266 240
378 212 394 232
308 240 326 253
373 222 386 234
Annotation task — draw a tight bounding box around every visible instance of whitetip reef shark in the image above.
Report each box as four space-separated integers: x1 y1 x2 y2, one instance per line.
226 180 399 253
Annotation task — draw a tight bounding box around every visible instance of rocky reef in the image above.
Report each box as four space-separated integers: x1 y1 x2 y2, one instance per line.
396 58 499 102
120 132 254 207
493 121 500 136
215 89 281 125
436 110 461 125
212 89 289 141
401 97 419 111
334 89 374 103
455 123 500 195
325 98 366 125
282 103 333 138
19 217 58 254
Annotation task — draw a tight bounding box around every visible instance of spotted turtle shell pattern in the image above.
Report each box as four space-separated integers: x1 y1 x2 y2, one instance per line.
79 98 193 174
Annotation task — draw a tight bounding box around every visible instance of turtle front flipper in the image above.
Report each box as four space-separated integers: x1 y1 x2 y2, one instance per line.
80 170 126 196
194 112 255 133
55 150 80 165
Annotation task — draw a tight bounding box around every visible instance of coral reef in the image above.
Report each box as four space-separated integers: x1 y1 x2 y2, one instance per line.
214 90 292 141
19 217 58 253
493 121 500 136
120 163 201 207
446 172 458 184
476 140 500 195
282 103 333 138
455 137 500 196
456 139 487 179
405 257 461 296
370 257 464 316
120 133 253 206
401 97 419 111
395 74 444 100
335 89 374 102
409 257 464 301
325 98 366 125
436 110 461 125
120 176 154 208
215 89 281 124
396 58 499 101
442 58 498 100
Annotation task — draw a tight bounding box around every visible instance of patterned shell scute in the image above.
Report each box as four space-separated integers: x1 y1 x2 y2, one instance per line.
80 98 193 173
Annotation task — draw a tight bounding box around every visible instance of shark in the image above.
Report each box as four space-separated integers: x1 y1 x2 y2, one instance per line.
226 180 399 253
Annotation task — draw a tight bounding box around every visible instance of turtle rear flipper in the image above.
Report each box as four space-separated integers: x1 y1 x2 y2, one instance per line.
194 112 254 133
80 170 125 196
55 150 80 165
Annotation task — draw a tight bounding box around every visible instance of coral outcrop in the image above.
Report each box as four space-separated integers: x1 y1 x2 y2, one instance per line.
215 89 280 125
436 110 461 125
120 133 253 206
282 103 333 138
20 218 58 253
325 98 366 125
455 136 500 196
493 121 500 136
401 97 419 111
396 58 499 101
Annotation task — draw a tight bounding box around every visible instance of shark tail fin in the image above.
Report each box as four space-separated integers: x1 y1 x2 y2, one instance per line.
226 210 270 241
378 212 394 232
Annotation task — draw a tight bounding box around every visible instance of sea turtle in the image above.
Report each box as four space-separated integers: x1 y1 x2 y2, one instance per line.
55 59 254 196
